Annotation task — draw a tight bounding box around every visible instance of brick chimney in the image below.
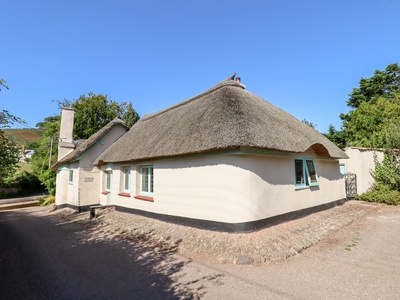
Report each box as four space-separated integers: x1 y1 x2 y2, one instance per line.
58 107 75 160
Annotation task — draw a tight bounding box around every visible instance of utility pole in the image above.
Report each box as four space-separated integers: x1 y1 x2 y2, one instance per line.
49 137 54 168
49 136 58 168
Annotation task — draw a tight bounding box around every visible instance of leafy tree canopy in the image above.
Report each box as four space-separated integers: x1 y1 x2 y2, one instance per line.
323 125 347 149
58 93 139 139
343 95 400 148
347 63 400 109
325 63 400 149
0 79 26 185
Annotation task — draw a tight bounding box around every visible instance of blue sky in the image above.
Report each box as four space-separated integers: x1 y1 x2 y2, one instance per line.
1 0 399 133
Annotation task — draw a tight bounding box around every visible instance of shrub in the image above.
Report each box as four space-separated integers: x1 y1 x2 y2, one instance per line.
0 171 44 198
356 184 400 205
37 195 55 206
373 150 400 191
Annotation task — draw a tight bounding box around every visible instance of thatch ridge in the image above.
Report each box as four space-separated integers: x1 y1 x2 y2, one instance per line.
142 73 244 122
98 75 347 164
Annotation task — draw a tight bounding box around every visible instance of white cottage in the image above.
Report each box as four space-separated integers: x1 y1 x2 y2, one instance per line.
53 108 129 211
54 75 348 232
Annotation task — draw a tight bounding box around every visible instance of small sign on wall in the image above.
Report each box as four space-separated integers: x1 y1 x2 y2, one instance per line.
84 177 94 182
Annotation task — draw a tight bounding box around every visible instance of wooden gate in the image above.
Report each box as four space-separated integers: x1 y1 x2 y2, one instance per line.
345 173 357 199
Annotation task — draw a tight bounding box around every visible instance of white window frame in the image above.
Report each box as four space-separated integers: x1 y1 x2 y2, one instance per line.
294 157 319 189
68 169 73 184
139 165 153 197
104 170 112 192
122 166 131 193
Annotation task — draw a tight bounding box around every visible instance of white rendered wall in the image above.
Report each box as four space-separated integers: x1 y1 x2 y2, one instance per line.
105 151 345 224
78 167 100 207
340 147 384 194
67 162 79 206
55 124 127 208
55 168 68 206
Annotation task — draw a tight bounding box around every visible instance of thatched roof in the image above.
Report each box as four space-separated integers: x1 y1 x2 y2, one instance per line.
97 75 347 164
52 118 128 170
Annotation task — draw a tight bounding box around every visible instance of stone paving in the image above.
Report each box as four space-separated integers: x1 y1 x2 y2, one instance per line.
53 200 379 264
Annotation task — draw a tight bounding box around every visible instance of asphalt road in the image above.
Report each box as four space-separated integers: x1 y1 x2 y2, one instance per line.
0 207 195 300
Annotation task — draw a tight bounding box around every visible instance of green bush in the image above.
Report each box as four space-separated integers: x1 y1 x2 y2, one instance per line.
0 171 45 198
373 150 400 191
37 195 55 206
356 184 400 205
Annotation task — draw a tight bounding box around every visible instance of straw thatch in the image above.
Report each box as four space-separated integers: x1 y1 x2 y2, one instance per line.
52 118 128 170
97 75 347 164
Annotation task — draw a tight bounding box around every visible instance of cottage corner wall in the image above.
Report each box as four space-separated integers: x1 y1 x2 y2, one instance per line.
101 152 345 225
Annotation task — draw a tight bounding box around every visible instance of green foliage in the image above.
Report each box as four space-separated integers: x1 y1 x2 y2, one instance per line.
347 63 400 109
122 101 140 128
323 125 347 149
326 63 400 149
3 128 44 147
355 184 400 205
0 78 9 90
30 119 59 195
32 93 139 195
301 119 316 129
356 150 400 205
37 195 55 206
0 171 44 199
0 77 27 186
373 150 400 191
58 93 139 139
0 131 20 185
342 95 400 148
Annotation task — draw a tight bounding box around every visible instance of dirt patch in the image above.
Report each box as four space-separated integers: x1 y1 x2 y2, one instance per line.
52 200 381 264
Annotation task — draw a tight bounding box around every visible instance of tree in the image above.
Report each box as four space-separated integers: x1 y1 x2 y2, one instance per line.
32 93 139 195
0 79 9 91
122 101 140 128
346 63 400 109
30 116 60 194
59 93 139 139
301 119 317 129
0 78 26 185
324 63 400 149
323 125 347 149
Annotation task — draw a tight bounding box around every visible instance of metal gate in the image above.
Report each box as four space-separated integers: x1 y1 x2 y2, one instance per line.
345 173 357 200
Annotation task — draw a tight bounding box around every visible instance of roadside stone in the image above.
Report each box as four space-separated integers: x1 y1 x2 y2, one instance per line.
235 255 254 265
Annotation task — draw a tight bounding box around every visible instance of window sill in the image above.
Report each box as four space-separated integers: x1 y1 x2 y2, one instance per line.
118 193 131 197
134 195 154 202
294 185 309 190
294 184 319 190
101 191 110 195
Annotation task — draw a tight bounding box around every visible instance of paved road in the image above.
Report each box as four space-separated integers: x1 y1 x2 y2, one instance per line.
0 194 45 205
1 205 400 299
0 207 196 299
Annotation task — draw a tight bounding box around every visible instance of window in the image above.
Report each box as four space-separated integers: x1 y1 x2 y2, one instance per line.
294 158 318 188
122 166 131 193
140 165 153 196
68 169 73 184
104 171 112 191
340 163 346 175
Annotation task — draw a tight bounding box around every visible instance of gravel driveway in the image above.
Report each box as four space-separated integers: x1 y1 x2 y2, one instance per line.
52 200 400 299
